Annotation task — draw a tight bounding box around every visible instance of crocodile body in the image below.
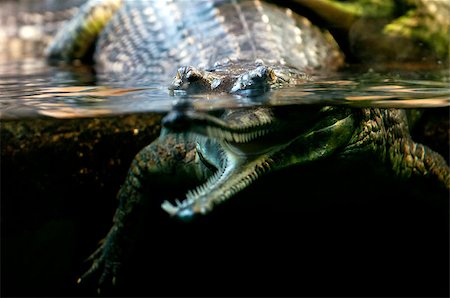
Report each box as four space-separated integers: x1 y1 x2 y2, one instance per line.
46 0 343 80
44 0 449 291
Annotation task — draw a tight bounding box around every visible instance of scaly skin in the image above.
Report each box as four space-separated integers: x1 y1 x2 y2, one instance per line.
45 0 122 62
160 98 449 218
78 133 213 289
3 0 447 62
43 0 449 293
46 0 344 76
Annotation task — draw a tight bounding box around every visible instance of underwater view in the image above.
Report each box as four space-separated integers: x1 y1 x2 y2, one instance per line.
1 0 449 297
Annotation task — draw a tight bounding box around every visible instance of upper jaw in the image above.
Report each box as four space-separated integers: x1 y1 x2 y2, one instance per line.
161 104 323 153
162 107 275 145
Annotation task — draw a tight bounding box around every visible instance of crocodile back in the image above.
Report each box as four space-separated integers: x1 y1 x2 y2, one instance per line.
95 0 343 78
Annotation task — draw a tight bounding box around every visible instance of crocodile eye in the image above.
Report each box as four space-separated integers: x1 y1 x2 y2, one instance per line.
186 70 194 80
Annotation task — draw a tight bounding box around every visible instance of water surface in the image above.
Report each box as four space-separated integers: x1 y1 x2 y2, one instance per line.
1 58 449 119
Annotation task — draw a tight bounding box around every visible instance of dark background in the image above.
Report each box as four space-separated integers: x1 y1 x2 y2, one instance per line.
2 115 449 297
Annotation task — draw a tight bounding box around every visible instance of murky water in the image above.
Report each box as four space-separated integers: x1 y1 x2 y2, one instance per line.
0 58 449 119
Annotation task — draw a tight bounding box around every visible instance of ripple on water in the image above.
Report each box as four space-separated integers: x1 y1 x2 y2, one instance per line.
0 59 449 119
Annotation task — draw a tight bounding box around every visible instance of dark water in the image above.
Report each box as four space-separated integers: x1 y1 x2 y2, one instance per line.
1 58 449 297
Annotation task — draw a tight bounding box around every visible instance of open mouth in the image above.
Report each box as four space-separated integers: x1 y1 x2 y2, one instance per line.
159 105 348 219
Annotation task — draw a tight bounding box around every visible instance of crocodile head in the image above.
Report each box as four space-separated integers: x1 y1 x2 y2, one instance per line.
161 99 355 219
168 59 310 96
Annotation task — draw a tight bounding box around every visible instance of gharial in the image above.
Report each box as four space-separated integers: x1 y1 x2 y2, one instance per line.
45 0 450 290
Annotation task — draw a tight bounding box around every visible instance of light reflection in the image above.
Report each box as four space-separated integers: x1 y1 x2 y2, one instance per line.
0 59 449 119
23 86 147 99
39 107 114 118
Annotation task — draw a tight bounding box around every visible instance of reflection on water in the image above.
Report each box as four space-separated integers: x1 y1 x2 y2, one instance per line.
0 58 449 119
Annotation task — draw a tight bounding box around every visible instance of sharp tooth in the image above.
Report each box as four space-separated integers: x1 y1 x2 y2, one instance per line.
187 189 195 198
161 201 179 215
225 131 232 141
214 128 221 139
193 188 199 197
